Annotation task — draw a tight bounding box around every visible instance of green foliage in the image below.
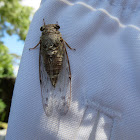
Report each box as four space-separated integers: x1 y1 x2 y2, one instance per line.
0 99 6 121
0 44 14 77
0 77 15 122
0 121 8 129
0 0 33 41
0 0 33 122
0 99 6 113
0 0 33 77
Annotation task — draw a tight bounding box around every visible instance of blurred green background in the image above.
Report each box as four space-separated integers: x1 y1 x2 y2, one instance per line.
0 0 40 132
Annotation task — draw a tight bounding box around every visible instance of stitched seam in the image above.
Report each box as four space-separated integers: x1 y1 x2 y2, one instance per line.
86 99 122 119
60 0 140 12
108 119 114 140
89 110 100 139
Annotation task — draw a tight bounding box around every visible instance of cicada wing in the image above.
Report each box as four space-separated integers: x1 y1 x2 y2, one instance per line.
54 45 71 116
39 43 72 117
39 48 54 117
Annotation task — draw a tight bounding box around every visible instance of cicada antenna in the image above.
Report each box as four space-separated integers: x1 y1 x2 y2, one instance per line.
43 18 46 26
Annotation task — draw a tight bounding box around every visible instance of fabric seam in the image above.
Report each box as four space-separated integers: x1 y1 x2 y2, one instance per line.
86 99 121 119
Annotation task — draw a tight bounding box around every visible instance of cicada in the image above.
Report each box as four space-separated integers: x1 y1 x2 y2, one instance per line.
29 19 75 116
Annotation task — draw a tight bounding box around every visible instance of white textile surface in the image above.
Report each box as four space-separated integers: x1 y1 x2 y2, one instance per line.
6 0 140 140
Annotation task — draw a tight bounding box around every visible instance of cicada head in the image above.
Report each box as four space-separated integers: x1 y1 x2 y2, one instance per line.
40 24 60 33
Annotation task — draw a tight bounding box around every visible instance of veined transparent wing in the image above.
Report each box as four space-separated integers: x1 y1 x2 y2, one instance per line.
39 43 71 117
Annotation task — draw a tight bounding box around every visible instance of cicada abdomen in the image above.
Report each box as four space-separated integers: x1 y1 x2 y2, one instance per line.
30 19 75 117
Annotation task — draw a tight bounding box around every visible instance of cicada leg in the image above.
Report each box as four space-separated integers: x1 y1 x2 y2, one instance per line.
64 41 76 51
29 41 41 50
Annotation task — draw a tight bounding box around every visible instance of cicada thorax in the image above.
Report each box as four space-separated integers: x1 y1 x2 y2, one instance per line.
40 30 64 87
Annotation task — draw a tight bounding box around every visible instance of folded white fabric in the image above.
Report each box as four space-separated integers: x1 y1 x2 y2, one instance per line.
6 0 140 140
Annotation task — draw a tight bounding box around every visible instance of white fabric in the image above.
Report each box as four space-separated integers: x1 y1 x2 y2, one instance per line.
6 0 140 139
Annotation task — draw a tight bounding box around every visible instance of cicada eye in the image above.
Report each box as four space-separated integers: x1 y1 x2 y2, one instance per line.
55 24 60 30
40 26 45 31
